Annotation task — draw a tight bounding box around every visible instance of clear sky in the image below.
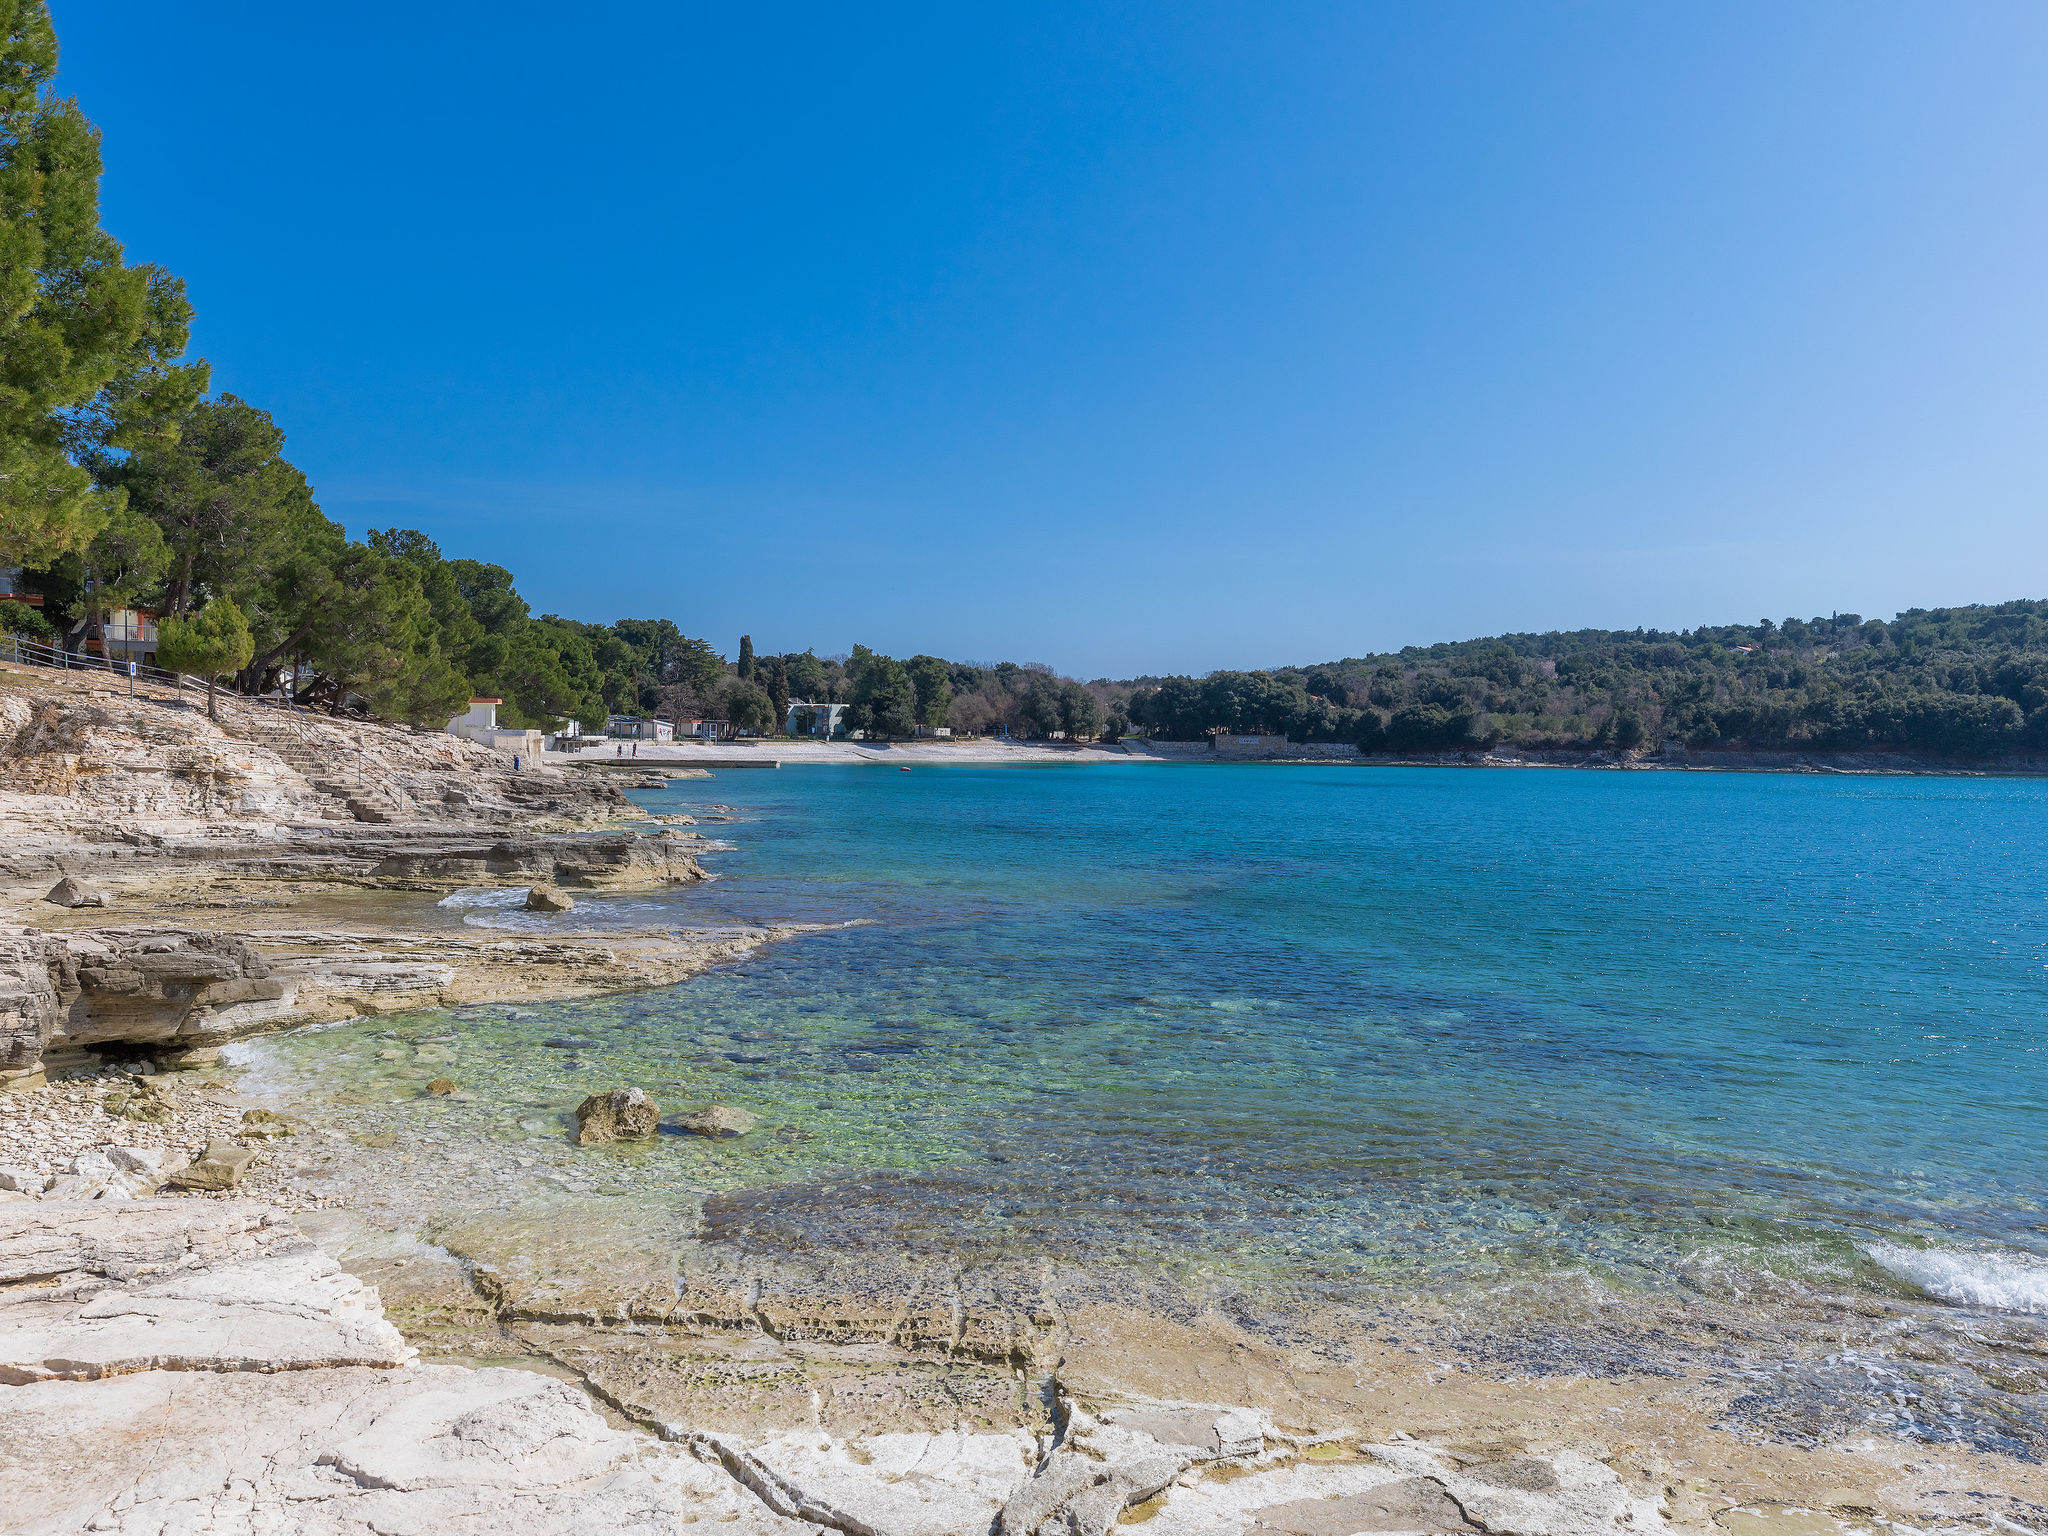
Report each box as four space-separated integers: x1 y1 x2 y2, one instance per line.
51 3 2048 678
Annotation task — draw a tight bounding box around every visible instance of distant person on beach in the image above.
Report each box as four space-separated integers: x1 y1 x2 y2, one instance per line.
512 754 519 771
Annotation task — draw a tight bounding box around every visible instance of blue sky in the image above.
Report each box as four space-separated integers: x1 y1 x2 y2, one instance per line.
53 3 2048 677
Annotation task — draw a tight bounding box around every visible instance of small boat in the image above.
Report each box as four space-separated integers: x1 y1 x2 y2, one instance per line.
898 765 911 772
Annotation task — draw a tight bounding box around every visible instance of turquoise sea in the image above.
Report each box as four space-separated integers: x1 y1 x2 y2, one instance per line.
253 764 2048 1444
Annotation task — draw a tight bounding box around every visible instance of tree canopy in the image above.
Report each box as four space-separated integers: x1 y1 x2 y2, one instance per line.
1111 605 2048 760
0 0 200 569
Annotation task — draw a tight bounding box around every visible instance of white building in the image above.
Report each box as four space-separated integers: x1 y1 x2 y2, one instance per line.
605 714 674 741
784 700 846 737
447 698 544 761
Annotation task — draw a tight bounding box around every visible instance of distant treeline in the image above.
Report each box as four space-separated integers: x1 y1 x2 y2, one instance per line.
7 8 2046 758
1112 604 2048 759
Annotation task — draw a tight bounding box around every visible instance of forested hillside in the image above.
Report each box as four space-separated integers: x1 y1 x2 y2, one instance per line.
1117 604 2048 758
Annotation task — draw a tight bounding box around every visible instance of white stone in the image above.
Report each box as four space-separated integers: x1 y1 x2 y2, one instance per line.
65 1149 117 1181
0 1366 814 1535
708 1426 1039 1536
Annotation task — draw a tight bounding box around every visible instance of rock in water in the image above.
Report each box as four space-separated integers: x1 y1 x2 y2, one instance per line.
240 1108 295 1138
575 1087 660 1144
524 882 575 911
676 1104 759 1139
426 1076 457 1095
168 1141 259 1191
44 875 110 908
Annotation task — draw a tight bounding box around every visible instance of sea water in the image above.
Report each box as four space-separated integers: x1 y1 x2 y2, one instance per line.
251 764 2048 1349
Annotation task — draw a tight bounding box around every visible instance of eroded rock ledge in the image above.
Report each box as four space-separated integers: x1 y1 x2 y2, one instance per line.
0 1197 1677 1536
1 919 782 1089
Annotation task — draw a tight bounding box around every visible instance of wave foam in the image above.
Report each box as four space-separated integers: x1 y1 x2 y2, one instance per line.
1867 1240 2048 1315
437 887 530 909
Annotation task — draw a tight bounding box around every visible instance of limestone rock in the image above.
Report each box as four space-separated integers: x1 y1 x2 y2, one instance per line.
676 1103 760 1139
427 1076 458 1095
694 1427 1038 1535
167 1140 259 1191
241 1107 295 1138
575 1087 660 1144
0 1199 801 1535
103 1078 174 1123
103 1145 185 1194
1134 1442 1664 1536
0 1247 410 1384
525 881 575 911
367 830 706 890
45 875 110 907
999 1400 1269 1536
1253 1478 1478 1533
0 1365 806 1534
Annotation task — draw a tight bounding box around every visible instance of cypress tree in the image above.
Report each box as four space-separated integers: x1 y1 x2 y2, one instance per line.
737 634 754 681
766 655 789 733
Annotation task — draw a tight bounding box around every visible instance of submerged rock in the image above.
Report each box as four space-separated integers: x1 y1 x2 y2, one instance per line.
676 1104 759 1139
525 882 575 912
575 1087 660 1145
241 1108 295 1138
426 1076 457 1095
44 875 109 908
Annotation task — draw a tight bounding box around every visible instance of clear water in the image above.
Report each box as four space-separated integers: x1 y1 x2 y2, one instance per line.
255 764 2048 1313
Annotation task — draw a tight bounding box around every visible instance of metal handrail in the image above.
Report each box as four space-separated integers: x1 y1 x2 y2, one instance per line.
4 632 197 689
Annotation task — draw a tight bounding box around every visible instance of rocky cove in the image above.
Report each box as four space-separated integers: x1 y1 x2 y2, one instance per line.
4 665 2048 1534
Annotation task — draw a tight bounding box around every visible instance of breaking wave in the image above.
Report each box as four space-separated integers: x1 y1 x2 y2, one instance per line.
436 887 530 909
1867 1240 2048 1315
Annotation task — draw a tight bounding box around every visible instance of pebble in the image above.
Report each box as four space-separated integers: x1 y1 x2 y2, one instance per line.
0 1071 256 1178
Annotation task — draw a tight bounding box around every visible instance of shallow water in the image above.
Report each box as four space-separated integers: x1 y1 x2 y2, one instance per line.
251 764 2048 1326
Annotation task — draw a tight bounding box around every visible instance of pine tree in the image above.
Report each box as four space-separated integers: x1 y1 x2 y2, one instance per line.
0 0 200 568
156 596 254 722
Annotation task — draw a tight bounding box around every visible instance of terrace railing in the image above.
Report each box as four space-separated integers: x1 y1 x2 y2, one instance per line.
1 633 307 712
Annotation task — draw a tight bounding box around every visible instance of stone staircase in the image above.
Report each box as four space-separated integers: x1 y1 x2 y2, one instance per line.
220 705 407 823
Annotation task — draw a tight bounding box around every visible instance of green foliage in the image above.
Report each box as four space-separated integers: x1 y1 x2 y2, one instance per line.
157 595 252 678
157 595 252 720
736 634 753 682
0 0 198 568
99 393 326 622
47 496 168 643
783 649 828 702
839 645 921 738
720 679 775 734
0 599 52 638
762 654 789 732
1120 603 2048 760
906 654 951 728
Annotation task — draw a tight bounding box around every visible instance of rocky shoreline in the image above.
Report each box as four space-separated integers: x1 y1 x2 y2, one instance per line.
5 665 2048 1534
